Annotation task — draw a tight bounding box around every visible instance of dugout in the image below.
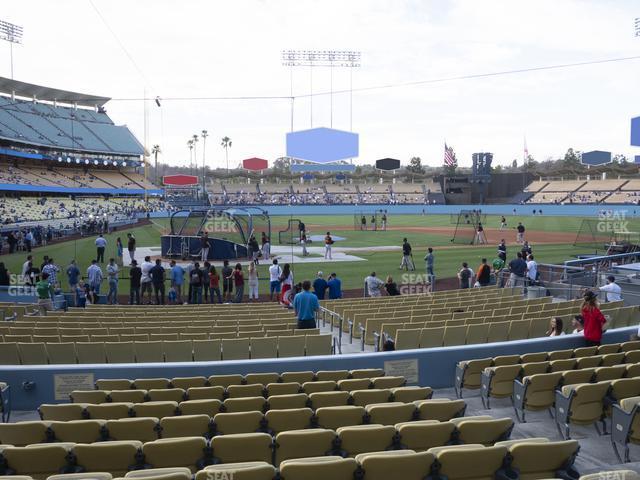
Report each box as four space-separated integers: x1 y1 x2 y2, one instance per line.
161 207 270 260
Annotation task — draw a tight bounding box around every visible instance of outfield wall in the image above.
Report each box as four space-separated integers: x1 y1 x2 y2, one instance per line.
153 204 639 218
1 326 635 410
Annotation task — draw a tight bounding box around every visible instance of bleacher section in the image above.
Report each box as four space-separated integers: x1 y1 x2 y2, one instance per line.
0 96 143 156
526 177 640 205
0 196 166 224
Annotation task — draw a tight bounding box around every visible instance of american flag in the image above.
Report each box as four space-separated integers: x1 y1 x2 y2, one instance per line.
444 143 456 167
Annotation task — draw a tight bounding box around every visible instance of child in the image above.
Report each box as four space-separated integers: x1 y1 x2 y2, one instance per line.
168 287 177 304
248 262 259 302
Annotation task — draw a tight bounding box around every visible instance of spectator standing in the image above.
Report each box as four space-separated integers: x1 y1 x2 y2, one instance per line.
516 222 525 244
140 256 154 304
261 232 270 260
247 262 259 301
95 234 107 263
231 263 245 303
200 232 210 262
24 230 33 252
86 260 103 297
208 265 222 304
508 252 527 289
280 263 293 305
313 271 328 300
598 275 622 302
202 262 211 302
42 258 60 287
324 232 334 260
365 271 385 297
293 280 319 329
75 280 87 308
269 259 282 301
116 238 124 267
21 255 32 283
384 275 400 296
327 273 342 299
476 258 491 287
36 272 54 313
581 290 607 346
0 262 9 286
189 262 204 304
106 258 119 305
457 262 473 289
129 260 142 305
170 260 185 304
526 254 538 286
150 259 166 305
7 232 16 254
221 260 233 302
66 260 80 291
127 233 136 264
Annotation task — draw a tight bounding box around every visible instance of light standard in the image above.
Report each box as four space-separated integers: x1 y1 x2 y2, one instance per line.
201 130 209 198
0 20 23 80
152 145 161 185
187 139 194 175
192 134 199 179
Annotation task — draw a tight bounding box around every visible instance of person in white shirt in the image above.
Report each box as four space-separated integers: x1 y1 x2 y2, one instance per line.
571 315 584 334
365 272 385 297
598 275 622 302
140 256 154 305
268 259 282 302
526 254 538 285
21 255 32 284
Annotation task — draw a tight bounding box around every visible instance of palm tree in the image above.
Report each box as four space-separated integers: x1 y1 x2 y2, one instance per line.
221 136 232 173
151 144 161 184
187 139 194 175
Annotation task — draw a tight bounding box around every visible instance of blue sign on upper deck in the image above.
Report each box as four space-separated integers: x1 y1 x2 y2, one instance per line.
286 127 359 163
581 150 611 166
632 117 640 147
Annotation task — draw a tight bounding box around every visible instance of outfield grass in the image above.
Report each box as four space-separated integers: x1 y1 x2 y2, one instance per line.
0 214 621 295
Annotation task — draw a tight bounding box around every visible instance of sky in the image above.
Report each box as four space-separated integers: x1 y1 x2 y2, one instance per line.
3 0 640 169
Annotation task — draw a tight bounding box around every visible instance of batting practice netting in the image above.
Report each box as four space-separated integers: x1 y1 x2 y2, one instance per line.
354 211 384 231
451 209 483 244
573 218 614 251
278 219 302 245
450 211 486 225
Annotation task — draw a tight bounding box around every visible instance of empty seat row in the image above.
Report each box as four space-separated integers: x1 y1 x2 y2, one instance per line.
482 361 640 409
39 395 460 422
0 410 506 447
0 436 581 480
0 335 334 365
454 342 640 397
69 377 410 403
94 369 388 390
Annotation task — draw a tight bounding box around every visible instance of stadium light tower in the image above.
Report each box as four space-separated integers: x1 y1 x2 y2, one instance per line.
0 20 23 79
281 49 361 130
201 129 209 197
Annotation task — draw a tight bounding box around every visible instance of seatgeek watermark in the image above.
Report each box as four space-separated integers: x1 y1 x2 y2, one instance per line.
399 272 433 295
597 209 630 233
199 471 235 480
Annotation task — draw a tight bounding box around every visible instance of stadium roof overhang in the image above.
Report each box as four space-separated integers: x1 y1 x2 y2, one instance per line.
0 76 110 107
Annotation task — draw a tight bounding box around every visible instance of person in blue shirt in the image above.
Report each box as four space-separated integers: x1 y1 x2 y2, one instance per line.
66 260 80 291
170 260 185 304
313 271 328 300
293 280 319 329
327 273 342 299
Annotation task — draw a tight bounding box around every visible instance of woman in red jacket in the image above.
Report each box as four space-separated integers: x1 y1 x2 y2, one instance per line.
581 290 607 346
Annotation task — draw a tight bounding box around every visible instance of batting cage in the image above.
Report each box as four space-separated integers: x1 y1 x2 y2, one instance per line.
573 218 613 252
354 211 384 231
449 211 487 225
451 209 483 244
163 207 270 260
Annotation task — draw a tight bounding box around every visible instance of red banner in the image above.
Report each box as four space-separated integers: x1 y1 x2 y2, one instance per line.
162 174 199 186
242 157 268 171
